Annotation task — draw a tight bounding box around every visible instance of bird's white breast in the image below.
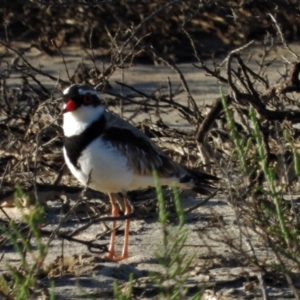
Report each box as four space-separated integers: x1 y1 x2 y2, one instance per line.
64 138 134 193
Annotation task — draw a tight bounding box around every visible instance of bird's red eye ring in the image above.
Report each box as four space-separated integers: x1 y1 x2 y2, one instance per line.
84 93 92 103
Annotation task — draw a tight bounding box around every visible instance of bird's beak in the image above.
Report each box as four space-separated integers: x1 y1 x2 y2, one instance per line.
64 100 77 112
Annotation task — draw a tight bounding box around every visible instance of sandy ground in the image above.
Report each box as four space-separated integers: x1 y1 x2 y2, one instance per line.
1 42 299 299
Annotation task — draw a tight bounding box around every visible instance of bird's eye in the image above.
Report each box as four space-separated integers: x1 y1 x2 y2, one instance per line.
84 93 92 103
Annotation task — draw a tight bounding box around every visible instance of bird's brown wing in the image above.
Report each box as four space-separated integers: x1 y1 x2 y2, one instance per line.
103 112 185 177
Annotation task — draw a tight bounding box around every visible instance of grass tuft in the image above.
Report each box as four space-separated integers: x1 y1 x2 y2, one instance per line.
152 171 202 300
0 185 50 300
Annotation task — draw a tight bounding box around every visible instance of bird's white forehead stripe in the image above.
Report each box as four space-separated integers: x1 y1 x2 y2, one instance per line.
78 88 99 96
62 85 99 96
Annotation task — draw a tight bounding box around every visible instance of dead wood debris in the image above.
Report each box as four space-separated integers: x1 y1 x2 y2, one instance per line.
3 0 300 62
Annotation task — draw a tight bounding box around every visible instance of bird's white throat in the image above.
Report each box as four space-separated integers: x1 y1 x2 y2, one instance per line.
63 105 104 137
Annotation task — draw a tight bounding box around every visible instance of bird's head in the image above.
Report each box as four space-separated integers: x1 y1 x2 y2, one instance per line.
62 84 104 136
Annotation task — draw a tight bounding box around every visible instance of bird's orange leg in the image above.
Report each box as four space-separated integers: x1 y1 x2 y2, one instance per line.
107 193 119 259
113 196 132 261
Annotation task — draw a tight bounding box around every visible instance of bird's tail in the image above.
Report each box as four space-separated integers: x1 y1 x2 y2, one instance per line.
178 168 219 195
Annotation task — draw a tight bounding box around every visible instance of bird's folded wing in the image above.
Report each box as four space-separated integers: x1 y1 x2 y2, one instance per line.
103 112 184 177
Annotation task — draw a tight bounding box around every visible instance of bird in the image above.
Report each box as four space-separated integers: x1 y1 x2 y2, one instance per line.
62 84 218 261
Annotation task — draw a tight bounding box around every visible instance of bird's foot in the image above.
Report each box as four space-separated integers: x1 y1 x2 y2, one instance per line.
106 252 128 261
